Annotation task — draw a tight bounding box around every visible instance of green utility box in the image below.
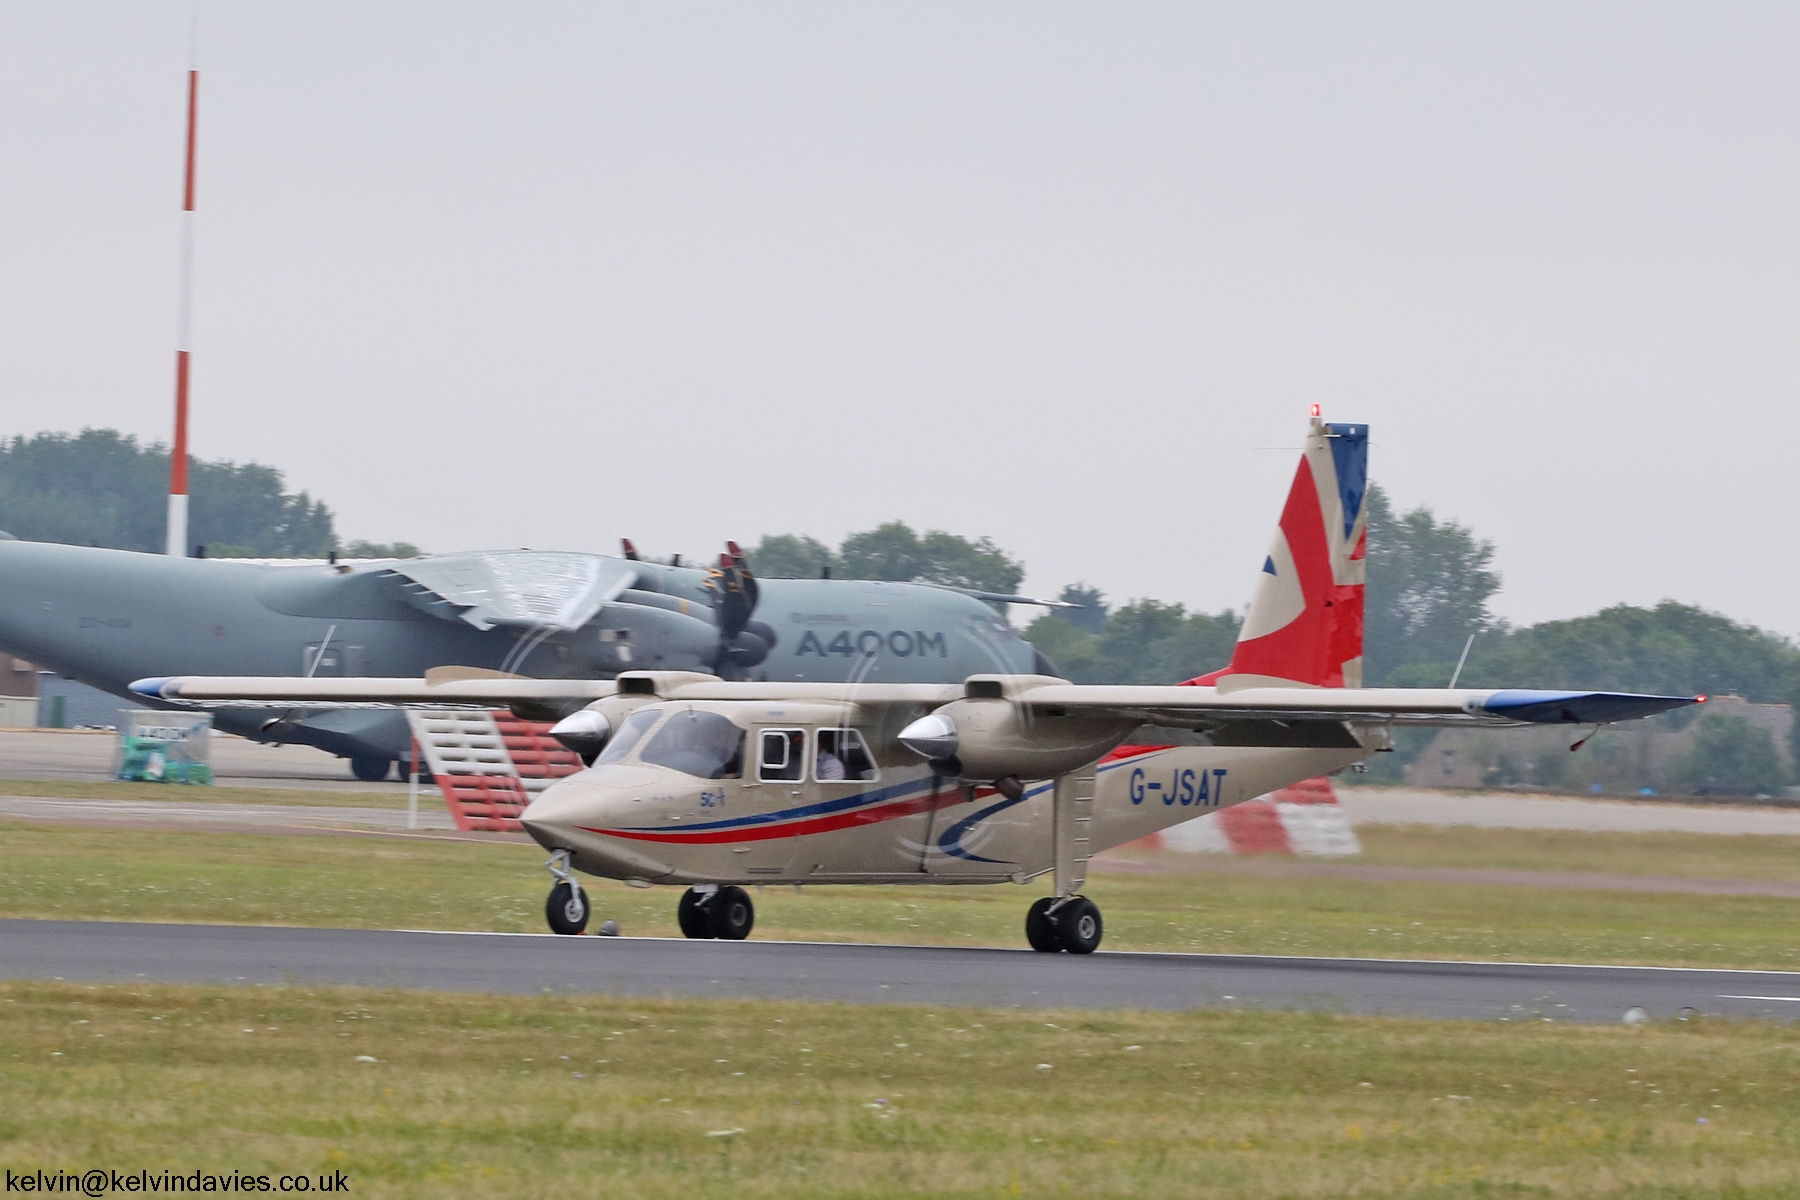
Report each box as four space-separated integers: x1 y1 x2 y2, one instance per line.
115 711 215 785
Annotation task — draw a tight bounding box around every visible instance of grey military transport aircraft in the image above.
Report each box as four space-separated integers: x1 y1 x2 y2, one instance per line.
0 535 1054 779
135 417 1700 951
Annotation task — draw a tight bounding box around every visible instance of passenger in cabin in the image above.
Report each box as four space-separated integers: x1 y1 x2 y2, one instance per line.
816 729 876 782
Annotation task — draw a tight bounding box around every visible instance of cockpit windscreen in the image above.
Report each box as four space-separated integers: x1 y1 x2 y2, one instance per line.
638 709 746 779
594 708 662 767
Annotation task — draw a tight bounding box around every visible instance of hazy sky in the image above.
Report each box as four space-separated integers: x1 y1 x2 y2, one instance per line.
3 3 1796 636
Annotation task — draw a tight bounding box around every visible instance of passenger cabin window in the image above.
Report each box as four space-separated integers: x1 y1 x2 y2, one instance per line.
638 709 745 779
816 728 877 782
593 708 663 766
758 729 805 783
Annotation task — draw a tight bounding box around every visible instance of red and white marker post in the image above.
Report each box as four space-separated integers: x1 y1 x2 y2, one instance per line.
165 9 199 557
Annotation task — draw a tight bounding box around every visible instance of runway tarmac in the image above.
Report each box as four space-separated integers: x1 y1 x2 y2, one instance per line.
0 794 458 833
7 919 1800 1023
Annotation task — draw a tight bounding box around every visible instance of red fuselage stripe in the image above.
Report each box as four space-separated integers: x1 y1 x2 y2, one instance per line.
583 786 977 845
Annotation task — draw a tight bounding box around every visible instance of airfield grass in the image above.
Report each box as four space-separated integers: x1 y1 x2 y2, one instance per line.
5 819 1800 969
6 980 1800 1199
0 778 404 808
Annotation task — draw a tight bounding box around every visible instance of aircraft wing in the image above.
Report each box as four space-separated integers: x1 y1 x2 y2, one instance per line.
131 676 624 709
376 550 639 631
1006 685 1702 727
131 672 962 711
134 670 1697 727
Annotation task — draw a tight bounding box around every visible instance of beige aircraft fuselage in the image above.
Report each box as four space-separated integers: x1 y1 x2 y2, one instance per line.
519 699 1370 887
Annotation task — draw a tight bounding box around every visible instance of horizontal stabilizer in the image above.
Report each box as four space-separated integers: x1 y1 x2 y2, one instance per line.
921 584 1082 609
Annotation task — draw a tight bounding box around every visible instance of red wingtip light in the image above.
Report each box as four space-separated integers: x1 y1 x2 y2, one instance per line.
1695 694 1708 703
1309 403 1321 418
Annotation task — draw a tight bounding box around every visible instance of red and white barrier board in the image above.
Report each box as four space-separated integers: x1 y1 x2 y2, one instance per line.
1156 776 1361 857
405 709 583 832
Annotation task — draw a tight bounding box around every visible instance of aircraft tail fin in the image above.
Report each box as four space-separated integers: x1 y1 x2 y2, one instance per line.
1188 415 1368 691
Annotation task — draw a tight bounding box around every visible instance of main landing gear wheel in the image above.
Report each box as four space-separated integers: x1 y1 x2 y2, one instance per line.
677 886 756 940
678 888 715 939
1058 897 1103 955
1025 897 1061 952
349 754 393 782
546 880 590 936
710 886 755 940
1024 896 1104 954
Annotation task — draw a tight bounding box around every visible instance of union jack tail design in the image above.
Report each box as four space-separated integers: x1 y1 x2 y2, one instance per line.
1190 415 1368 691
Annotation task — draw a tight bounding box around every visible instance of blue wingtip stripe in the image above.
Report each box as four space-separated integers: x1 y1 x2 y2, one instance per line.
1477 690 1699 724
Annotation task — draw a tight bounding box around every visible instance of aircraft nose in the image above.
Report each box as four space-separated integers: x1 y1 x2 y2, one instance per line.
519 778 601 844
518 765 675 882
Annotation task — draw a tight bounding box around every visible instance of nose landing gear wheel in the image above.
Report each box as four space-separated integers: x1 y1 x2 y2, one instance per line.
546 880 590 935
1024 896 1103 954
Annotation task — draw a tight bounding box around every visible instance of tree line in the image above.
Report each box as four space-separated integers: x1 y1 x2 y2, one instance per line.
747 524 1025 595
0 429 421 558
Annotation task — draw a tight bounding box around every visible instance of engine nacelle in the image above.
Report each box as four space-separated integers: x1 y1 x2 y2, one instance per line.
898 698 1136 781
548 693 666 765
548 709 610 764
583 602 719 673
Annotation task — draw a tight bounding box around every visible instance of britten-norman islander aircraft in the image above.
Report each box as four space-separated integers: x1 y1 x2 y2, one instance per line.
137 415 1700 952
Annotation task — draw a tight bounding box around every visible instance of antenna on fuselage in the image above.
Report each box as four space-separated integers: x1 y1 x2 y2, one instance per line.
165 1 201 557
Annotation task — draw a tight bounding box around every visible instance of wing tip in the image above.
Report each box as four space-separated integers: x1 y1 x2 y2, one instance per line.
1478 689 1703 723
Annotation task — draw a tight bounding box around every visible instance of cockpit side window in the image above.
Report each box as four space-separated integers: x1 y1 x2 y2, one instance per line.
593 708 663 766
638 708 746 780
758 729 805 783
816 728 878 782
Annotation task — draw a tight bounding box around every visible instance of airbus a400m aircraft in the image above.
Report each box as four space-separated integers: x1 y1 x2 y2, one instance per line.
140 417 1699 952
0 531 1054 779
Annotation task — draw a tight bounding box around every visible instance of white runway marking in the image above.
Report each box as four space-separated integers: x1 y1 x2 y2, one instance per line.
1717 995 1800 1003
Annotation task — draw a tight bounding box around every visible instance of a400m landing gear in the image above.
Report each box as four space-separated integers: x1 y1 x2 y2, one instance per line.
677 885 755 940
1025 896 1103 954
348 754 394 783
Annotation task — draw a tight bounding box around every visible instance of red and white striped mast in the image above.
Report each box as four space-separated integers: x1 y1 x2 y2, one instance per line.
165 4 200 556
